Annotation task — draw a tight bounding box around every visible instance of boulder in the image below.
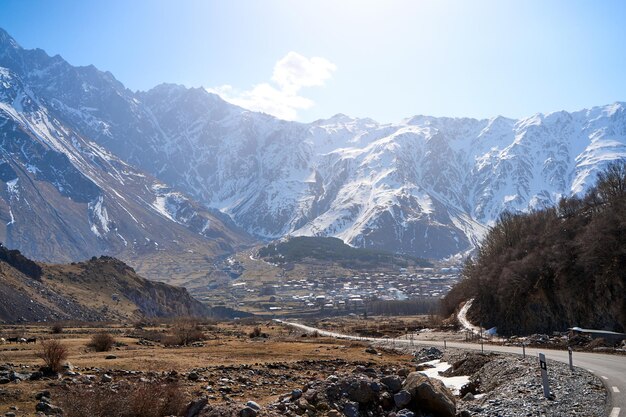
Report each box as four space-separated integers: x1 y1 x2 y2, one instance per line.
245 401 261 411
239 407 257 417
381 375 403 393
402 372 456 417
35 401 63 415
35 391 51 400
9 372 30 381
291 388 302 400
343 402 359 417
184 397 208 417
414 347 443 362
461 392 474 401
344 378 375 404
394 390 412 408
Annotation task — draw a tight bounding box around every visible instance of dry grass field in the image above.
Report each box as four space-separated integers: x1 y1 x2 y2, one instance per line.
0 319 416 416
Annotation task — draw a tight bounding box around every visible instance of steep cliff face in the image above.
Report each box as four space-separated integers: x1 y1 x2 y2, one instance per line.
0 249 232 323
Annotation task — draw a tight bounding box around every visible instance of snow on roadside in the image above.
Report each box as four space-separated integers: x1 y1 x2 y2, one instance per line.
416 359 470 395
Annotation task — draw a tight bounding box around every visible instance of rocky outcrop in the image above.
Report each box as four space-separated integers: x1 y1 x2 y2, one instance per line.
0 243 42 279
0 251 228 323
257 370 455 417
402 372 456 417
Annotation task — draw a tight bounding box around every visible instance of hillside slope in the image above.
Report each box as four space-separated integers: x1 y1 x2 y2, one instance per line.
0 244 235 323
258 236 431 269
443 163 626 335
0 29 253 282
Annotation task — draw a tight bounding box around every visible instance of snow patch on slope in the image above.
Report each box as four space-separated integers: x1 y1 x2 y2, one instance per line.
88 195 110 237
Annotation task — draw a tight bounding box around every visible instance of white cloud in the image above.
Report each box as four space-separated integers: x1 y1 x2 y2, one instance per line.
207 52 336 121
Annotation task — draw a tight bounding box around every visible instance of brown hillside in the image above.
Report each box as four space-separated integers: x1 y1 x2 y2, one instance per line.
0 248 222 323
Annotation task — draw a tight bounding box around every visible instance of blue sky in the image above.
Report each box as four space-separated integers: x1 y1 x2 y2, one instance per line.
1 0 625 122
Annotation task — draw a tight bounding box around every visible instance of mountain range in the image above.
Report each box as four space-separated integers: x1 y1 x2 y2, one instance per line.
1 27 626 279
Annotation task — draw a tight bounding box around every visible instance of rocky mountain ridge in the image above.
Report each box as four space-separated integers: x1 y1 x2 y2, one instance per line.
0 29 253 281
128 87 626 258
2 27 626 262
0 244 232 323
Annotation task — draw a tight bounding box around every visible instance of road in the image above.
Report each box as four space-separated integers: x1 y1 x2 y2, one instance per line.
276 320 625 417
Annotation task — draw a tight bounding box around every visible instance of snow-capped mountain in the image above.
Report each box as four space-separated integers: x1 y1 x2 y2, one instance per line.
2 27 626 262
124 89 626 259
0 29 251 276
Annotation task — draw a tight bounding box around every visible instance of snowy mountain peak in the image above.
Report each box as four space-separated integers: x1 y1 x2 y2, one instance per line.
0 28 20 50
2 27 626 261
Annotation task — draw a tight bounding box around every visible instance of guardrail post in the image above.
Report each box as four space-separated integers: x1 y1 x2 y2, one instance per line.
539 353 552 399
568 347 573 371
480 325 484 353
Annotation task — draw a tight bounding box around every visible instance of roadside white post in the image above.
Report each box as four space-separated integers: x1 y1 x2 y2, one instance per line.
479 324 484 353
568 347 573 371
480 327 484 353
539 353 551 399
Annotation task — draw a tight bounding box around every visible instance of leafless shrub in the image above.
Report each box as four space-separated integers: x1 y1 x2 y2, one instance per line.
37 339 68 373
248 326 262 338
248 326 268 338
51 323 64 334
167 318 205 346
56 381 187 417
425 313 443 327
128 382 187 417
87 333 115 352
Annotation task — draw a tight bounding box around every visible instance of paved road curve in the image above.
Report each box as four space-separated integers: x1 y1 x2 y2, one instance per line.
276 320 625 417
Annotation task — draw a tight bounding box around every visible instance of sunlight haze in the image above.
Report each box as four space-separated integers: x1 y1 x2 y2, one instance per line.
1 0 625 122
